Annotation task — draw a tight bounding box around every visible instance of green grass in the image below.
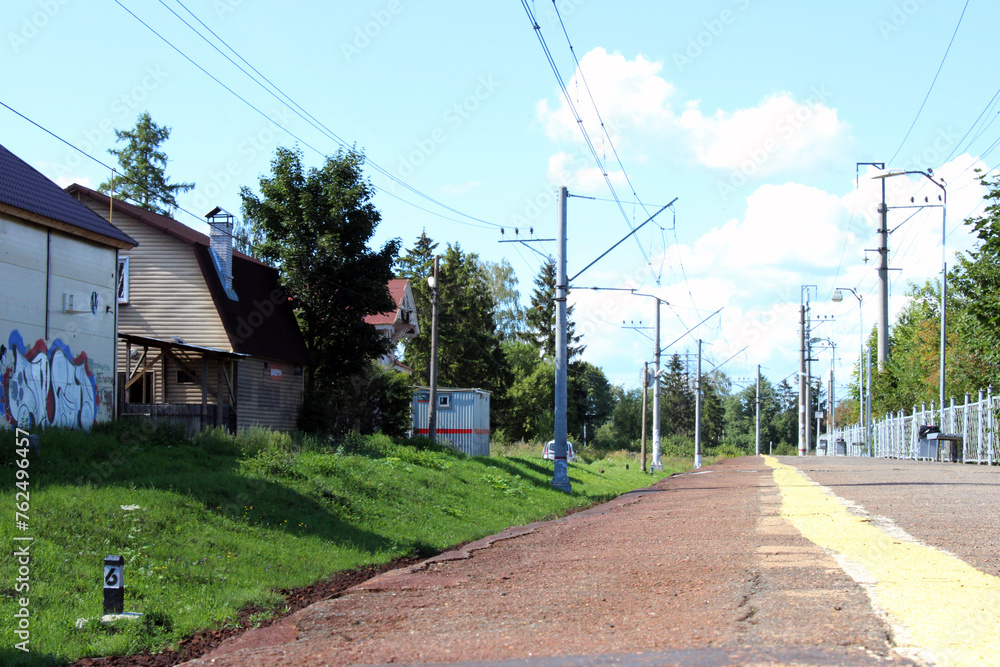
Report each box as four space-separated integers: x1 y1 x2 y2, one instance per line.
0 423 683 665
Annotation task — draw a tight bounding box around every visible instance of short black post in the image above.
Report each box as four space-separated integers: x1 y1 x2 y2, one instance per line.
103 555 124 614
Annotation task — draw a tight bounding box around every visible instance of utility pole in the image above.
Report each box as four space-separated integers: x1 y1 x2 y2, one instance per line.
799 302 806 456
829 365 835 448
755 364 761 456
799 285 816 456
860 162 889 370
694 339 702 469
641 362 648 473
427 255 440 442
652 300 662 471
552 186 571 492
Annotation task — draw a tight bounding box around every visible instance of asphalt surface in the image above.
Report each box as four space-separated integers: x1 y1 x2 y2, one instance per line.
179 456 1000 667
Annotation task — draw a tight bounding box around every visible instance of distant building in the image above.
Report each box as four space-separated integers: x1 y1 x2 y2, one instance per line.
365 278 420 374
0 144 137 430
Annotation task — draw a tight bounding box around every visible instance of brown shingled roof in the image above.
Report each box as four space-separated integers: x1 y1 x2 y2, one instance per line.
67 183 310 367
0 144 136 249
65 183 261 265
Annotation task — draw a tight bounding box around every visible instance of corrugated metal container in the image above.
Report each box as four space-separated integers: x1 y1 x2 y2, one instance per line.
412 387 490 456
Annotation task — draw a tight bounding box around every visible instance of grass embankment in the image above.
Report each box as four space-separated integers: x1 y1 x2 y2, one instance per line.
1 423 682 665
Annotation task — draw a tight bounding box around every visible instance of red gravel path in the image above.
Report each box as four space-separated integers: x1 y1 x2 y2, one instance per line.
167 457 916 666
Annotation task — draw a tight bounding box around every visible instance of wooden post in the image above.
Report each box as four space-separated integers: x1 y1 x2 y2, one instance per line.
201 356 208 432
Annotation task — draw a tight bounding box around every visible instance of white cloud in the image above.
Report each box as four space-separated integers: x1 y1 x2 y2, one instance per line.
546 151 626 193
689 182 853 274
679 91 849 175
535 47 676 147
535 49 851 195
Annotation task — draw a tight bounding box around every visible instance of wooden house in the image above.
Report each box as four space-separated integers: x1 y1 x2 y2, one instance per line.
0 144 137 430
65 184 310 433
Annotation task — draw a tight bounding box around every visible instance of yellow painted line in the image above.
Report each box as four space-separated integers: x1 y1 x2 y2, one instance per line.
764 456 1000 667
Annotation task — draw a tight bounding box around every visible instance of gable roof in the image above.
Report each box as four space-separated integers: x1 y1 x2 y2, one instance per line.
65 183 260 264
195 244 311 366
365 278 418 329
67 183 310 367
0 144 136 249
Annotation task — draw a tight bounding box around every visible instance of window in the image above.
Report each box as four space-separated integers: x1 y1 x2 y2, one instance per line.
437 394 451 409
117 256 129 304
176 370 197 384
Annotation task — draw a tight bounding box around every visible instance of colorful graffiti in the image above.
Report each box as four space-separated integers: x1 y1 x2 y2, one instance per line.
1 331 98 430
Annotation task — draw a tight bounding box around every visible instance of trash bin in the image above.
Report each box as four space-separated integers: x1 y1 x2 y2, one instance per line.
817 437 827 456
928 432 963 462
917 425 940 459
834 438 846 456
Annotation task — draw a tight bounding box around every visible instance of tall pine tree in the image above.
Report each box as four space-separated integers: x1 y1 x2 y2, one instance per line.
521 258 584 360
98 112 194 215
396 237 510 396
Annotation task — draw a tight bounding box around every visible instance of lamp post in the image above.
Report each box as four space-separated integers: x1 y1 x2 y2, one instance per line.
427 256 440 442
871 170 947 430
832 287 863 452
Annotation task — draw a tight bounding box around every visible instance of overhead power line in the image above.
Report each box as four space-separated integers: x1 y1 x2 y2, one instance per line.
888 0 970 164
519 0 656 277
117 0 503 230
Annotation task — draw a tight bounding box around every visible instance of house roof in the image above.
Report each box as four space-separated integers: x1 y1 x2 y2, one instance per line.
365 278 416 327
68 183 310 367
65 183 261 265
195 244 311 366
0 144 137 249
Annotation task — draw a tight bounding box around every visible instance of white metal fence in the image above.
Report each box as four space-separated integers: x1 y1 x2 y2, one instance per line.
831 389 998 464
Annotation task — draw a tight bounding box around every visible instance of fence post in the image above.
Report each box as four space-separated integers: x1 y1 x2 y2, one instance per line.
986 387 996 466
963 393 970 463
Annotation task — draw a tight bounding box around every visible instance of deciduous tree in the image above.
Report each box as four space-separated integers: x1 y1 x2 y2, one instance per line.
239 147 400 400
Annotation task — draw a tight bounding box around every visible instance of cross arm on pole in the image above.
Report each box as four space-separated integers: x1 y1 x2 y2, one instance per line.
569 198 676 283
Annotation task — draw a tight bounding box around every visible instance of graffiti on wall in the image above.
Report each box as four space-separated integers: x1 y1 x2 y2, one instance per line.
1 331 99 430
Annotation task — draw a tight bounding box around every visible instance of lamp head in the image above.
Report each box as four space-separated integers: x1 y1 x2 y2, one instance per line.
831 289 843 302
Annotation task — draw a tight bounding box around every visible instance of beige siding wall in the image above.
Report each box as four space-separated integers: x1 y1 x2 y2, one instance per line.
236 357 302 432
1 212 118 429
77 202 234 383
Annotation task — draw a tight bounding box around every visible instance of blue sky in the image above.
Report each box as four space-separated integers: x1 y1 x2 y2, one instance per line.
4 0 999 395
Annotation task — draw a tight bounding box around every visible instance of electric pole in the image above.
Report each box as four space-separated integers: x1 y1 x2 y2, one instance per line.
652 300 662 471
427 255 440 442
755 364 761 456
799 302 806 456
859 161 888 370
552 186 571 492
694 338 702 469
641 362 648 473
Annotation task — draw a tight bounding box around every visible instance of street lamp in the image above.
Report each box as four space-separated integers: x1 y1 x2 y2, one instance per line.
871 170 947 430
832 287 864 453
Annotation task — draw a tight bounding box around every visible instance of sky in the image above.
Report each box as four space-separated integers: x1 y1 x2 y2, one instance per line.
3 0 999 398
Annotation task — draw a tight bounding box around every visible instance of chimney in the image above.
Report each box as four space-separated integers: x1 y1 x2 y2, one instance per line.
205 206 234 294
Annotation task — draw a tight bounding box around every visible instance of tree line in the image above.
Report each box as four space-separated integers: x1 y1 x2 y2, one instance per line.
98 112 823 455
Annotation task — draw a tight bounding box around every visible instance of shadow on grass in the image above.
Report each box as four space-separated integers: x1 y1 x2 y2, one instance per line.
17 426 410 557
0 647 64 667
473 456 561 489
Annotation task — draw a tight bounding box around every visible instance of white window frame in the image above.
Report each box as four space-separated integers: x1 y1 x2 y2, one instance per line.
117 256 130 304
